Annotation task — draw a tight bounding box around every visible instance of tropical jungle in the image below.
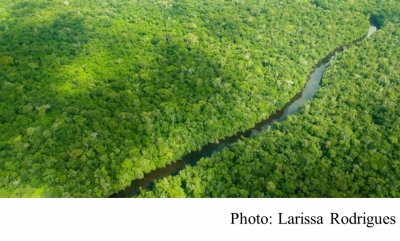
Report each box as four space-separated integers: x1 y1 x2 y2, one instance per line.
0 0 399 197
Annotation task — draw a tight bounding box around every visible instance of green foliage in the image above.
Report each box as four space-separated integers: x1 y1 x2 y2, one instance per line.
140 12 400 198
1 0 398 197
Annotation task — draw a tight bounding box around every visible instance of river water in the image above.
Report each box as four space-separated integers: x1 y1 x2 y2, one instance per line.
110 25 377 198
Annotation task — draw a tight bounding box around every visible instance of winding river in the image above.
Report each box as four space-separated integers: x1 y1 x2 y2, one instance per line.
110 25 377 198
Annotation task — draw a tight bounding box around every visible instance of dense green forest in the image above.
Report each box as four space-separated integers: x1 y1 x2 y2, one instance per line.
0 0 399 197
139 4 400 197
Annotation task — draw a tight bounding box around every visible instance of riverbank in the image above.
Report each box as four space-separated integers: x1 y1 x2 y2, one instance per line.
113 25 377 197
0 0 376 197
138 21 400 197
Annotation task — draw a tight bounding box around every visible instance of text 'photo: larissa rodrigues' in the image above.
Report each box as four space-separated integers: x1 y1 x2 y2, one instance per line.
231 212 396 227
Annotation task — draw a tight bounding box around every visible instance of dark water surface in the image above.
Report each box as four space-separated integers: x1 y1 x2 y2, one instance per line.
110 26 377 198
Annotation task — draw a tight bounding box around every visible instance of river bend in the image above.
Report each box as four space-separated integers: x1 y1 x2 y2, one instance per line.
110 25 377 198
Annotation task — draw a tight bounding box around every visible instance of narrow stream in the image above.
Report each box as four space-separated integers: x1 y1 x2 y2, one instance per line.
110 25 377 198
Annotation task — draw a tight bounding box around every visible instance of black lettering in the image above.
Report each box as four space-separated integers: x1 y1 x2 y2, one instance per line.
383 216 390 224
279 213 287 224
342 216 349 224
348 213 357 224
366 216 375 228
303 215 309 224
330 213 340 224
375 216 383 225
240 213 247 224
390 216 396 224
231 213 239 224
260 216 268 224
231 213 271 225
249 216 256 224
317 216 324 224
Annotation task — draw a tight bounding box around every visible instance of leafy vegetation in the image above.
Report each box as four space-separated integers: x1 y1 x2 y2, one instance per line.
139 8 400 197
0 0 398 197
